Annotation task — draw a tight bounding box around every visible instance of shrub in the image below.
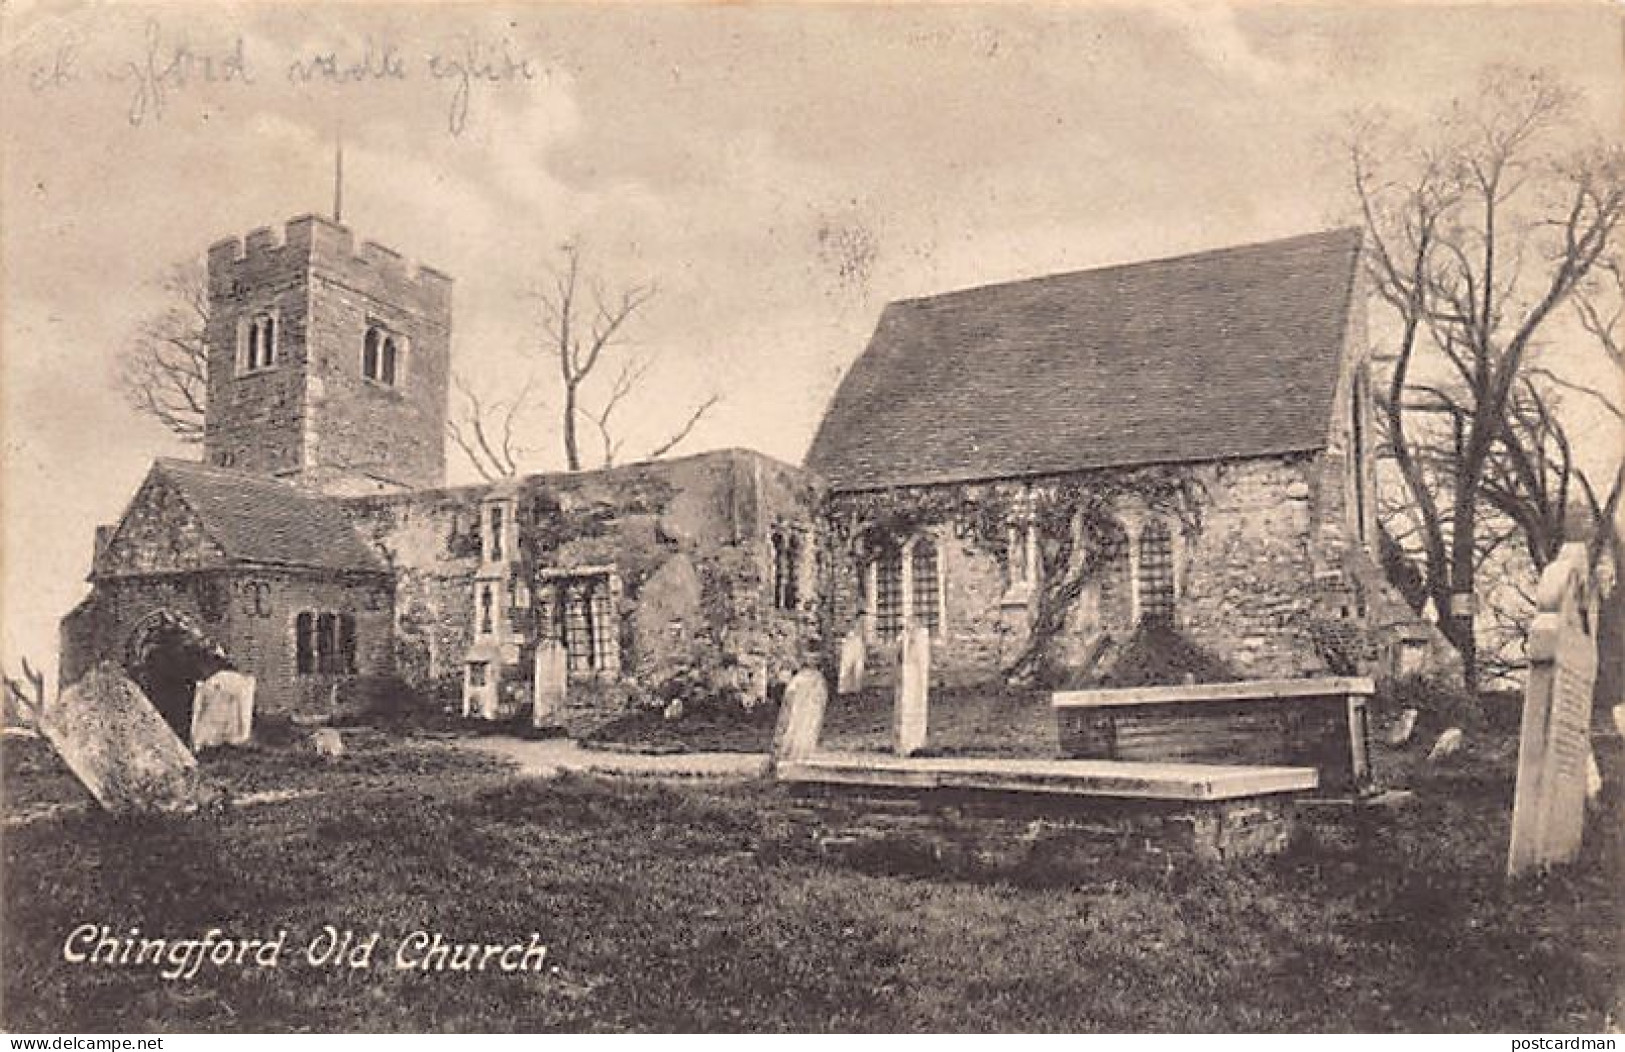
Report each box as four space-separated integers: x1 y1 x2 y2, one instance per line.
1373 672 1483 730
1081 622 1240 689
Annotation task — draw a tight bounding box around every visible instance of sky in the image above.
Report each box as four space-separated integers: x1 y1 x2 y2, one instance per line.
2 1 1622 680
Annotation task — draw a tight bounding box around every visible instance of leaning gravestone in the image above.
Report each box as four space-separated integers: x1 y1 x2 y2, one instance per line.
190 670 255 750
533 640 568 729
40 662 212 815
893 623 929 757
1507 542 1600 878
837 624 867 695
773 669 827 761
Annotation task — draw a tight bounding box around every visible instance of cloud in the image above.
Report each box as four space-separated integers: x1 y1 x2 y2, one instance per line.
1148 2 1305 87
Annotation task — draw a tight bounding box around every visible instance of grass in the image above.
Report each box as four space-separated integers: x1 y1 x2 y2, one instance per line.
583 685 1057 757
2 720 1621 1032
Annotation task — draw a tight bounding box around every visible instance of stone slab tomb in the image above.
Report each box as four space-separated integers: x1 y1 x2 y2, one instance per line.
1508 542 1601 878
190 670 255 750
773 668 827 761
41 662 214 814
1052 677 1374 795
533 641 568 729
893 623 929 757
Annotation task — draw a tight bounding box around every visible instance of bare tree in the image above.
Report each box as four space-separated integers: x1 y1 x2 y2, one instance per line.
1353 65 1625 688
447 373 538 482
2 657 45 727
534 241 717 472
118 262 210 442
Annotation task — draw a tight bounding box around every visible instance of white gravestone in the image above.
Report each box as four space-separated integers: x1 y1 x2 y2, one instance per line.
190 671 255 750
773 669 827 761
1507 543 1600 878
41 662 212 814
837 623 867 696
533 641 568 729
893 623 930 757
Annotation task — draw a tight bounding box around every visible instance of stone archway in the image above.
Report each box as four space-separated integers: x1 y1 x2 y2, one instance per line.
124 611 233 739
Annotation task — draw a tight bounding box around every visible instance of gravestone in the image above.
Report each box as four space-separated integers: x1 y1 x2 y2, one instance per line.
837 624 867 695
1427 727 1463 762
1507 542 1600 878
533 641 568 729
893 623 929 757
40 662 212 814
1387 707 1420 747
310 727 345 759
190 671 255 750
743 662 770 711
773 669 827 761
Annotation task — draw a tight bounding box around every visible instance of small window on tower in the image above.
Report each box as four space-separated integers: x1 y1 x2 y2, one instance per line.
241 312 278 374
362 324 402 386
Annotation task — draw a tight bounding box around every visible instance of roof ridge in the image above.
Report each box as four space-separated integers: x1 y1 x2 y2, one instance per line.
892 226 1361 310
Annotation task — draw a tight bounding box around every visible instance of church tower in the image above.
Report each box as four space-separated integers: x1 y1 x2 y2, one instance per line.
202 215 452 495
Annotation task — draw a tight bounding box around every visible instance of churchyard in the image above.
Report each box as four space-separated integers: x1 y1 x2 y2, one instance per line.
3 676 1620 1031
3 543 1619 1032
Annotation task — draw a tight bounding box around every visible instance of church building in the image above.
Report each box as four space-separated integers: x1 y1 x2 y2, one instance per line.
59 214 1450 735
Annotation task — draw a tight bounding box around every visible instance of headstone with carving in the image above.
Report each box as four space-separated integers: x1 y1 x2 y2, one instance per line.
40 662 212 814
837 624 867 695
893 623 930 757
1508 542 1600 878
1387 707 1420 747
533 641 568 728
773 669 827 761
190 671 255 750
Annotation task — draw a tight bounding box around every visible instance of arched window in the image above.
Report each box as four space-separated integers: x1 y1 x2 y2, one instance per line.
1137 518 1175 624
243 313 277 372
363 325 402 386
872 548 904 641
910 539 941 633
488 504 505 562
316 612 336 671
772 529 801 611
338 613 357 675
259 315 276 366
363 326 381 381
1096 519 1132 630
479 585 495 636
295 612 315 674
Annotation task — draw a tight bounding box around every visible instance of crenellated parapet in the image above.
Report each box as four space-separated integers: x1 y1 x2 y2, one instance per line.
206 214 453 319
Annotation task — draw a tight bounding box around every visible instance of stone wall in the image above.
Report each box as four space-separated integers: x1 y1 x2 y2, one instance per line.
204 215 453 494
59 569 394 716
826 453 1358 686
339 449 826 718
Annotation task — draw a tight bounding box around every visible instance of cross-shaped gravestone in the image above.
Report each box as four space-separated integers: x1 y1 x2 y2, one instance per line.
1507 542 1600 878
893 623 929 757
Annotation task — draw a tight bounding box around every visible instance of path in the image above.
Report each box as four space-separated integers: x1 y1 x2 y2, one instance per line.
457 737 771 781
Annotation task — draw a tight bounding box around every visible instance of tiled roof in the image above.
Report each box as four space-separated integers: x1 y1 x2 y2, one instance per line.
805 228 1363 492
154 460 386 574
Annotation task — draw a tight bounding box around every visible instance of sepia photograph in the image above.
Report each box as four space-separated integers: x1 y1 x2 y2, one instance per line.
1 0 1621 1034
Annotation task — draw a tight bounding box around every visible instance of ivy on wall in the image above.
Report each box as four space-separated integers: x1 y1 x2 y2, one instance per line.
828 466 1209 683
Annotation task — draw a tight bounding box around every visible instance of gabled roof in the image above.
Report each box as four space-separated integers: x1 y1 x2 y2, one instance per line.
805 228 1364 492
144 460 386 574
